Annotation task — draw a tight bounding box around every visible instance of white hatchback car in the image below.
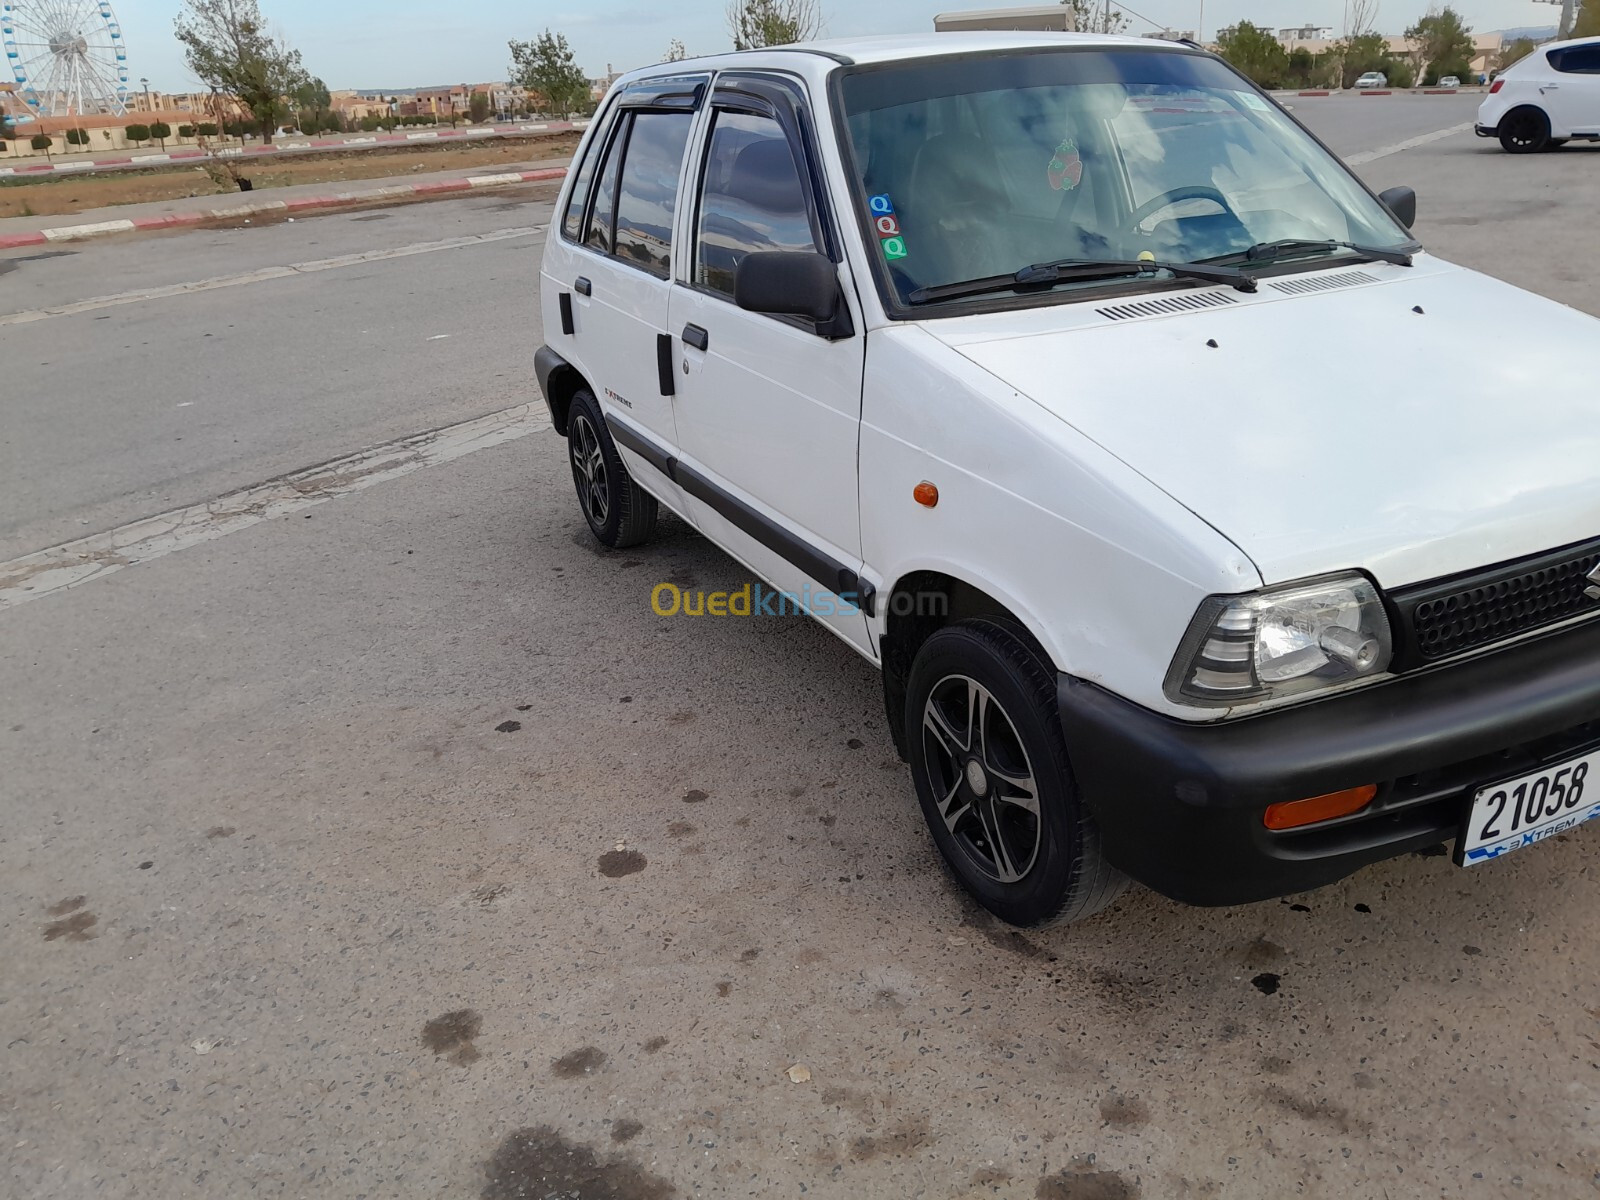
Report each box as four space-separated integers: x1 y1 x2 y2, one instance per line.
1478 35 1600 152
1354 71 1388 88
537 32 1600 926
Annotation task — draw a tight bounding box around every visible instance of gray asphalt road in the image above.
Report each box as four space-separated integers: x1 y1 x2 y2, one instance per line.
5 97 1599 1200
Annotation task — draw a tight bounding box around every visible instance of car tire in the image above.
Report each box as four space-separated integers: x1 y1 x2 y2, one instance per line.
1499 107 1550 153
904 619 1129 927
566 389 659 549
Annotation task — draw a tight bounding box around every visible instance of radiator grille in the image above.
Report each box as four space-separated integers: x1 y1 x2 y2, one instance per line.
1392 538 1600 666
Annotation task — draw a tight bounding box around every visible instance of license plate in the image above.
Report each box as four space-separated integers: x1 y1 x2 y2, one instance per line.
1458 750 1600 866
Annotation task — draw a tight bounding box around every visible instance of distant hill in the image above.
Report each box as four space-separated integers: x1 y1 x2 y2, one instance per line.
1493 26 1557 42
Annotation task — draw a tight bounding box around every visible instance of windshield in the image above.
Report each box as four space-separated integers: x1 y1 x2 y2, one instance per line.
838 49 1413 311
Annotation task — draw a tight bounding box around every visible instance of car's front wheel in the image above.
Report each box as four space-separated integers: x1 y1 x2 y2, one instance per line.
904 620 1129 927
1499 107 1550 153
566 389 658 548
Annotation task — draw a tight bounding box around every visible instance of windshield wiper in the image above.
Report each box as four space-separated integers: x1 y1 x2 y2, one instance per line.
906 257 1258 306
1201 238 1415 268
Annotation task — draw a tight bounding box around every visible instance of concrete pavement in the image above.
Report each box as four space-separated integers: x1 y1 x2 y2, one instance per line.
4 94 1599 1200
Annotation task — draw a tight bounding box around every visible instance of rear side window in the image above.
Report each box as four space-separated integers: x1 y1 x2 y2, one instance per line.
1550 46 1600 74
585 121 625 253
613 112 694 277
561 117 610 240
694 111 817 297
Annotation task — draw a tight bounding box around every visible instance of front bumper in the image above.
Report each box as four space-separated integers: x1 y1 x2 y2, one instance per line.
1058 617 1600 905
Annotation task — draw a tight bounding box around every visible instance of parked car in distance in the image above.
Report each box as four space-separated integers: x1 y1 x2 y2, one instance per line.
1477 35 1600 152
538 31 1600 927
1354 71 1388 88
1438 75 1461 88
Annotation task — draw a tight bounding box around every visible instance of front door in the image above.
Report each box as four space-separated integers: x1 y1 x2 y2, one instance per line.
666 75 872 655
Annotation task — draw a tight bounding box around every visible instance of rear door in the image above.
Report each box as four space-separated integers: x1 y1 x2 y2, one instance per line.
665 74 873 656
1544 44 1600 135
541 76 707 511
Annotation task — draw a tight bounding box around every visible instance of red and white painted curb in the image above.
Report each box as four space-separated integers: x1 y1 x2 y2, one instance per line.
0 166 567 250
1282 86 1478 97
0 120 582 178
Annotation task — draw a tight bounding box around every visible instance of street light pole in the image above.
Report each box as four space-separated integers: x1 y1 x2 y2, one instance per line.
140 77 149 112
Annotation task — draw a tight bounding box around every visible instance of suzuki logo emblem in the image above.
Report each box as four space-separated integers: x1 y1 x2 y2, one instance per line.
1586 563 1600 601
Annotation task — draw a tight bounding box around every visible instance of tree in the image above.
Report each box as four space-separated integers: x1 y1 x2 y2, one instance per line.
31 132 52 157
150 121 173 147
469 90 490 124
178 123 197 138
727 0 821 49
65 127 91 147
1576 0 1600 37
293 75 330 134
175 0 310 145
1061 0 1129 34
1217 20 1287 87
1497 37 1536 70
1383 54 1416 88
509 30 590 116
1405 7 1474 85
197 121 220 136
663 37 688 61
126 123 151 147
1345 0 1381 36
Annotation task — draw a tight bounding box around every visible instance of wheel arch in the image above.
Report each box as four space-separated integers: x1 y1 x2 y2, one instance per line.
878 567 1062 762
534 345 587 437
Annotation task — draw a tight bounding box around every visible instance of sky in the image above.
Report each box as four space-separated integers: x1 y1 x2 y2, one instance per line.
99 0 1564 92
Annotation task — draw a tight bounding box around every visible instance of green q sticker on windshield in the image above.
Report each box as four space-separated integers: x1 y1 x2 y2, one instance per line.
869 193 908 261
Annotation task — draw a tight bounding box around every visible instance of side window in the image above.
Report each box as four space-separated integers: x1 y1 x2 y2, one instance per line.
561 113 611 241
613 112 694 277
585 116 627 254
694 111 818 298
1551 46 1600 74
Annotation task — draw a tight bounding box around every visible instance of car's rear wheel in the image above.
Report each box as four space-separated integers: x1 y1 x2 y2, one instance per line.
1499 107 1550 153
567 389 658 549
904 620 1129 927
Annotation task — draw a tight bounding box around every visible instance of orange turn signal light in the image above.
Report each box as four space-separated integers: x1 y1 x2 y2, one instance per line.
1263 785 1377 831
913 481 939 508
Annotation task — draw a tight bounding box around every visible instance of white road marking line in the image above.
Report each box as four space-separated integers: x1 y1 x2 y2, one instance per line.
0 404 552 611
1345 120 1476 165
0 225 546 326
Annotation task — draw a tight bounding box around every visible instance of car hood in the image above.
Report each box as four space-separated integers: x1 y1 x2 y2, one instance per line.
927 260 1600 588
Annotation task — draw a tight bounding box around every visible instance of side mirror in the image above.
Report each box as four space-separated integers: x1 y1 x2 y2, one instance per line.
1378 185 1417 229
734 251 838 323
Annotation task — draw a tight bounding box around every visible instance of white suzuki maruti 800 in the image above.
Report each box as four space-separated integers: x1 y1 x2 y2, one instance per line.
536 33 1600 926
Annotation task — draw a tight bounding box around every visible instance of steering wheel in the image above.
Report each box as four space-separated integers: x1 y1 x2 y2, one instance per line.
1127 185 1235 233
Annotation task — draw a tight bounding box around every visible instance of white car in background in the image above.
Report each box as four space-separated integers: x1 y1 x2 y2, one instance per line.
1438 75 1461 88
1354 71 1388 88
1477 35 1600 152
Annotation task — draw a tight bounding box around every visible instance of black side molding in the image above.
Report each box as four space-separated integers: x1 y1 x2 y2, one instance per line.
558 293 574 336
604 414 874 617
656 334 675 396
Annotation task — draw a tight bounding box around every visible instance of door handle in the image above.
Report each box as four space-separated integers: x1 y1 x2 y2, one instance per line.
574 276 592 296
682 323 709 351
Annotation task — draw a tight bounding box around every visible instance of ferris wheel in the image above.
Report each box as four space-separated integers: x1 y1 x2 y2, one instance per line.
2 0 131 119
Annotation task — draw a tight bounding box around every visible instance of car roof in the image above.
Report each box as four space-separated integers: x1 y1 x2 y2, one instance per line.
635 30 1189 73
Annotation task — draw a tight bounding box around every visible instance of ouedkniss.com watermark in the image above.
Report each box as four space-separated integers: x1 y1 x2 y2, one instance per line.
651 582 946 618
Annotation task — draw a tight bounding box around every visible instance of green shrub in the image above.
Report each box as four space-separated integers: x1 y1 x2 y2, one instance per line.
125 122 151 145
150 122 172 143
31 133 53 152
197 122 219 137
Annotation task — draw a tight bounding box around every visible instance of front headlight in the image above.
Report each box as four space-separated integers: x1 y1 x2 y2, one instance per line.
1165 573 1393 708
